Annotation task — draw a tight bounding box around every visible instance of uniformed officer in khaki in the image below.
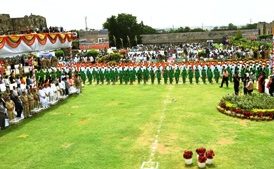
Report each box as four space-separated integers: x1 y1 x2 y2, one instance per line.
20 90 30 118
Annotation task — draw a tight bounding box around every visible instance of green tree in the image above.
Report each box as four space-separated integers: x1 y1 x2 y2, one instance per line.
212 26 219 31
140 21 157 34
103 13 156 48
234 30 243 40
240 23 257 30
190 28 205 32
228 23 238 30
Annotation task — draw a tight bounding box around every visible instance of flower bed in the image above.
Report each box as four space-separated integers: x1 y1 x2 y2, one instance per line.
217 94 274 121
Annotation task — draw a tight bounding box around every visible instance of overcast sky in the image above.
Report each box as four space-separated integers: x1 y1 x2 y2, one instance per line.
1 0 274 30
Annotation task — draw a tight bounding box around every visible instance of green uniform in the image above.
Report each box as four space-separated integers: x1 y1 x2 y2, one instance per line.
105 70 111 85
51 71 57 81
45 70 50 79
195 68 200 84
182 67 187 84
240 67 246 79
114 68 119 83
118 69 123 84
80 70 86 84
132 68 136 82
40 70 45 83
264 67 270 77
169 68 174 84
174 68 180 84
150 69 155 84
143 69 149 84
207 68 213 84
35 70 40 82
92 69 97 82
129 69 135 85
136 69 142 84
156 68 161 84
201 67 207 84
110 69 115 84
124 69 130 84
255 67 260 79
99 69 104 84
87 69 93 84
188 68 193 84
163 68 168 84
213 67 220 83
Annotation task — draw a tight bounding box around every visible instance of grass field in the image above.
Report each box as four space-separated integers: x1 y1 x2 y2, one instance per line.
0 83 274 169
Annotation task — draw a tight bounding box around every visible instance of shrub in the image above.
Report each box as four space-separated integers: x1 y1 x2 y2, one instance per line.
55 50 64 57
218 93 274 120
86 50 99 58
221 94 274 110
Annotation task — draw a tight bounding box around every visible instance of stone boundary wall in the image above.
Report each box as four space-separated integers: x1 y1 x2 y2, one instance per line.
141 29 258 44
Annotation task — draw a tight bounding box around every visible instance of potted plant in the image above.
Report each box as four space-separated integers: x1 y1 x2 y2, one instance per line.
196 147 206 157
198 155 207 168
206 149 215 165
183 150 193 165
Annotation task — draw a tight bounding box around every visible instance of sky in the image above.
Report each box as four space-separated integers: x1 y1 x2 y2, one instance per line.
1 0 274 30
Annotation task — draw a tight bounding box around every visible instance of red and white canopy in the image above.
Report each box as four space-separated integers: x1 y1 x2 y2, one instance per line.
0 32 76 57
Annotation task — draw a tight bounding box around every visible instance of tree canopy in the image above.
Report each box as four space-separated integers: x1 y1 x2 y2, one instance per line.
103 13 156 48
168 26 206 33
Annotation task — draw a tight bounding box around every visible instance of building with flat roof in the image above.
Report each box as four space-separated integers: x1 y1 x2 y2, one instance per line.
79 29 109 50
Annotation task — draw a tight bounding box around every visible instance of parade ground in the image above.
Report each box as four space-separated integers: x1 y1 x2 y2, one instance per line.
0 84 274 169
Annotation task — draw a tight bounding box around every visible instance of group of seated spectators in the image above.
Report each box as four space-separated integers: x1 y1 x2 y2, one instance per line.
0 69 82 130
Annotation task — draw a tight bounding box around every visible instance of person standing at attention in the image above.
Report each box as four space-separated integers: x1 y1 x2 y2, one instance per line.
220 69 229 88
233 72 240 95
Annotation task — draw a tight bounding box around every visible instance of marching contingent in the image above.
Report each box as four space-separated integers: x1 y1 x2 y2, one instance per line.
53 60 273 88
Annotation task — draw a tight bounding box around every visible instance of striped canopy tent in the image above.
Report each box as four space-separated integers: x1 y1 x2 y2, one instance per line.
0 32 76 57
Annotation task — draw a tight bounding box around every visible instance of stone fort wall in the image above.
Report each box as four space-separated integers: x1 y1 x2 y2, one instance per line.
0 14 47 34
141 29 258 44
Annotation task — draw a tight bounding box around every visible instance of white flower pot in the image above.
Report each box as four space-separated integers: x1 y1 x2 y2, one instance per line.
206 158 213 165
184 158 192 165
198 162 206 168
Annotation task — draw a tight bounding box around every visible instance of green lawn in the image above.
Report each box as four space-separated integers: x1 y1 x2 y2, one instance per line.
0 84 274 169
